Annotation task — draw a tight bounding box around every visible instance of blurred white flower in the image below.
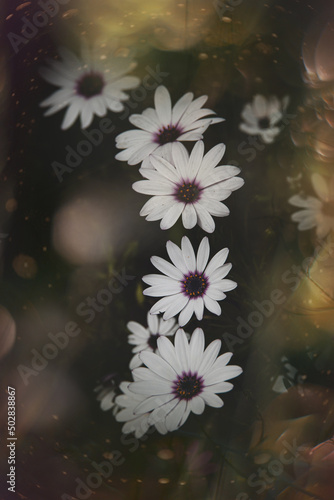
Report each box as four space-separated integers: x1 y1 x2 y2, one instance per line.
289 173 334 239
115 380 167 438
94 373 120 414
239 94 290 144
127 313 177 369
40 46 140 130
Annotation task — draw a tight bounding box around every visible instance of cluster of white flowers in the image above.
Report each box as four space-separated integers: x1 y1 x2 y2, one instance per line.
39 45 244 437
112 85 244 436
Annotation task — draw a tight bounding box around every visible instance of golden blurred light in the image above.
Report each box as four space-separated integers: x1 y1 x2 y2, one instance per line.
157 448 174 460
61 9 79 19
12 254 38 279
5 198 18 212
158 478 170 484
16 2 31 11
81 0 257 52
284 235 334 333
0 306 16 359
52 186 127 265
314 21 334 83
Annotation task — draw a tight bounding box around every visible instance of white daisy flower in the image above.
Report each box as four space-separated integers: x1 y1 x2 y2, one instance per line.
289 173 334 239
115 85 224 169
115 380 167 438
132 141 244 233
127 313 177 369
143 236 237 327
40 46 140 130
94 373 120 414
129 328 242 433
239 94 290 144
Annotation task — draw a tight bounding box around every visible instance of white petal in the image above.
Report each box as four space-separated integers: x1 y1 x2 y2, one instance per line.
205 248 229 276
80 101 94 129
206 381 234 393
160 203 184 230
193 298 204 320
140 351 176 380
218 279 237 292
182 203 197 229
288 195 321 209
201 391 224 407
172 92 194 124
145 200 176 221
203 295 221 316
205 365 242 385
143 283 181 297
147 312 159 333
178 300 195 326
128 142 158 165
60 100 82 129
165 399 187 431
166 240 189 275
188 140 205 178
189 328 205 372
130 380 171 396
206 286 226 301
181 236 196 271
157 334 182 373
154 86 172 127
253 95 268 117
209 263 232 282
198 339 221 376
149 155 180 184
175 329 190 371
171 142 190 179
150 256 184 280
189 396 205 415
132 180 174 196
163 294 189 320
201 143 226 171
195 204 215 233
129 113 158 132
134 393 175 414
150 295 181 314
142 274 177 286
196 236 210 273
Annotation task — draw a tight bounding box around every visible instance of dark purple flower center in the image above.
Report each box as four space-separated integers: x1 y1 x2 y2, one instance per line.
321 200 334 217
155 124 182 145
173 372 203 400
176 182 200 203
147 333 160 351
258 117 270 129
76 72 104 98
183 273 208 298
